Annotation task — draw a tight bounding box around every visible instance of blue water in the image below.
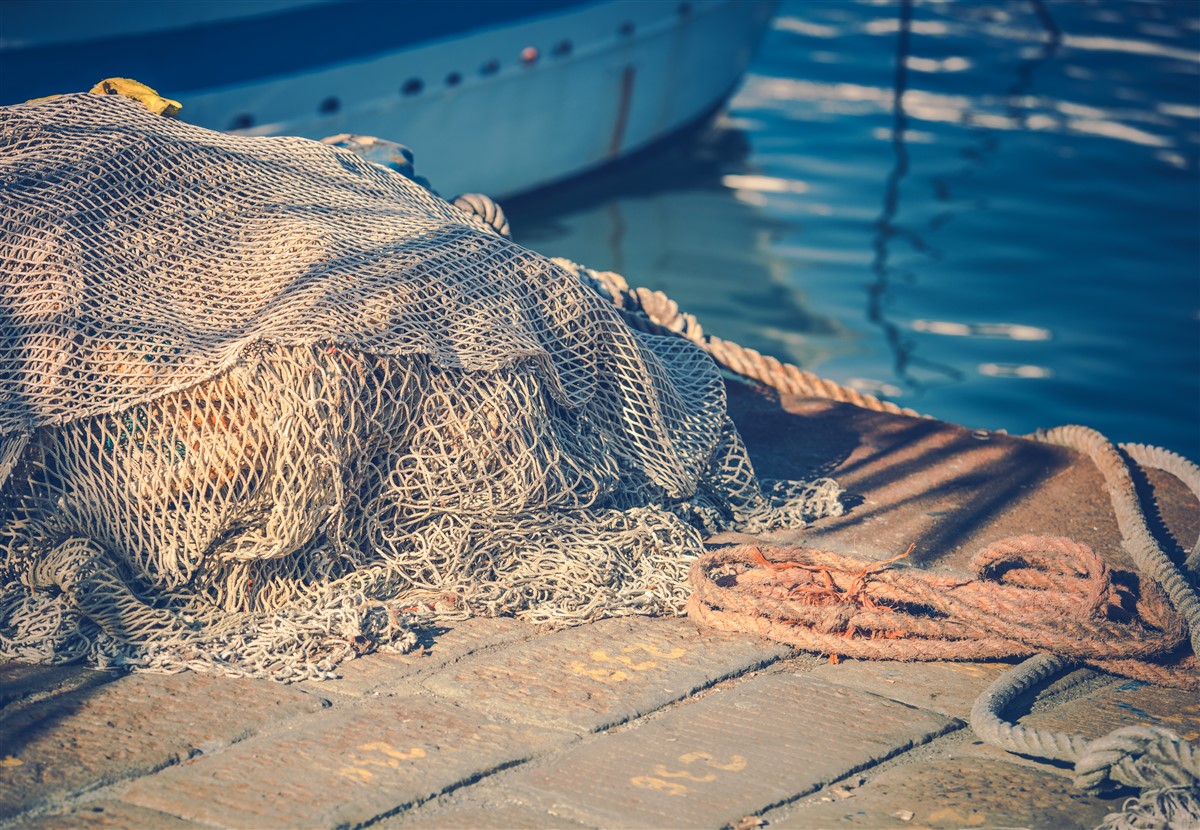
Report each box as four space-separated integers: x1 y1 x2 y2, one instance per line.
509 0 1200 463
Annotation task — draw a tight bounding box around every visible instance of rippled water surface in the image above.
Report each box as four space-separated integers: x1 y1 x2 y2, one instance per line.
509 0 1200 462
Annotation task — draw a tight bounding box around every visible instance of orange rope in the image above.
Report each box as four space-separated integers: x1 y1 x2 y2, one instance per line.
688 538 1197 690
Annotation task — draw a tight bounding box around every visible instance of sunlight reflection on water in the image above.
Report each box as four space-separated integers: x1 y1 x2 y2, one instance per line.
510 0 1199 461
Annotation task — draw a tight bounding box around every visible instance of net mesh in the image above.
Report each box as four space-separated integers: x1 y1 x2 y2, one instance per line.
0 94 842 681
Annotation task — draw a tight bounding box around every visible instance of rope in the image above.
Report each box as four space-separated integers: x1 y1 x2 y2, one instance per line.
0 431 29 492
688 540 1195 687
554 259 921 417
453 193 511 240
1097 786 1200 830
1033 426 1200 657
1121 442 1200 575
970 654 1199 795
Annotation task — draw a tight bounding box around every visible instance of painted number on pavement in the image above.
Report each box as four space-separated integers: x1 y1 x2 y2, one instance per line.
630 750 748 795
336 741 427 783
570 642 686 682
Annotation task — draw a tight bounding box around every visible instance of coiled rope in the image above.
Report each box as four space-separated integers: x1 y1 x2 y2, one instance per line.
688 539 1195 687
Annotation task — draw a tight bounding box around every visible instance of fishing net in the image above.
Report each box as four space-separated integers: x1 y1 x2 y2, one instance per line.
0 94 842 681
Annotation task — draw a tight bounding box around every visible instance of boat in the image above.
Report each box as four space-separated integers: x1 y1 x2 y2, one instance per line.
0 0 778 198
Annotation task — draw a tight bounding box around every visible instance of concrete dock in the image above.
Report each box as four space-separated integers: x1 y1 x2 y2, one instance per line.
2 383 1196 829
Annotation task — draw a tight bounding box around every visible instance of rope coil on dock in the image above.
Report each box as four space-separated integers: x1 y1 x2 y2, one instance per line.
687 539 1195 687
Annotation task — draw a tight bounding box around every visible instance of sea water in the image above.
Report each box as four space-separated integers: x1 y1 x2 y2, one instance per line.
509 0 1200 463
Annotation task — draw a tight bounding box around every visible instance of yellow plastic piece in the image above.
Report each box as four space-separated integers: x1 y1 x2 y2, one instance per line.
89 78 182 117
26 79 182 117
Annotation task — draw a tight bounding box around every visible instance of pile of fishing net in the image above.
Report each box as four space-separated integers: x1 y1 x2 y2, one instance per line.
0 93 842 681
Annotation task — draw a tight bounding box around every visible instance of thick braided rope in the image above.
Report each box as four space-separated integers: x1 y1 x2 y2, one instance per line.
1034 426 1200 656
453 193 511 240
966 429 1200 799
1121 442 1200 574
554 259 921 417
0 432 29 490
970 654 1200 794
1098 786 1200 830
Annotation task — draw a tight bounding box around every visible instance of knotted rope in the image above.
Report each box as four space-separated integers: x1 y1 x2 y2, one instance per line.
1033 426 1200 657
970 654 1199 789
971 653 1199 829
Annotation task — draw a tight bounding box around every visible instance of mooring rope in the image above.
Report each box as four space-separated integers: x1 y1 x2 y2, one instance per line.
1033 426 1200 657
970 653 1199 791
552 259 921 417
1120 442 1200 575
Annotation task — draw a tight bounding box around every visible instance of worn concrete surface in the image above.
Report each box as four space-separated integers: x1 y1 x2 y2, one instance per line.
2 387 1196 829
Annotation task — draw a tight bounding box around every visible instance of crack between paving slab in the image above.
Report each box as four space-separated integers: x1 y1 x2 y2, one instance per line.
350 755 536 830
726 716 968 828
587 652 788 735
376 653 796 826
2 788 229 830
0 668 122 713
0 688 336 829
593 654 808 737
0 748 202 830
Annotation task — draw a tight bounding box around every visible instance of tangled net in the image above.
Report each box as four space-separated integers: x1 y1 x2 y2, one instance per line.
0 94 842 681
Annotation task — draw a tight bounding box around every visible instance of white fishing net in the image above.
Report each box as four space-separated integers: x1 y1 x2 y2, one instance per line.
0 94 842 681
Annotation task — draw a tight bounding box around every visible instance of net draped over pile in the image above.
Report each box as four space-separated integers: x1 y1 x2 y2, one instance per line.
0 94 841 681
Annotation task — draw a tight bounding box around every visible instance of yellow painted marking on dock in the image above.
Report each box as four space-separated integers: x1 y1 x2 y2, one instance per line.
336 742 426 783
629 751 748 795
570 661 628 682
590 649 657 672
677 750 747 772
357 741 426 762
336 766 374 784
651 764 716 782
569 641 688 682
624 643 686 659
630 775 689 796
350 742 427 768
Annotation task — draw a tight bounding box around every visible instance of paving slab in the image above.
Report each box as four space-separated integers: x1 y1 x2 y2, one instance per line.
304 617 532 698
19 800 206 830
120 693 569 830
2 385 1196 829
805 659 1013 721
421 615 789 734
768 756 1127 829
478 672 956 829
0 671 327 821
1020 677 1200 743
